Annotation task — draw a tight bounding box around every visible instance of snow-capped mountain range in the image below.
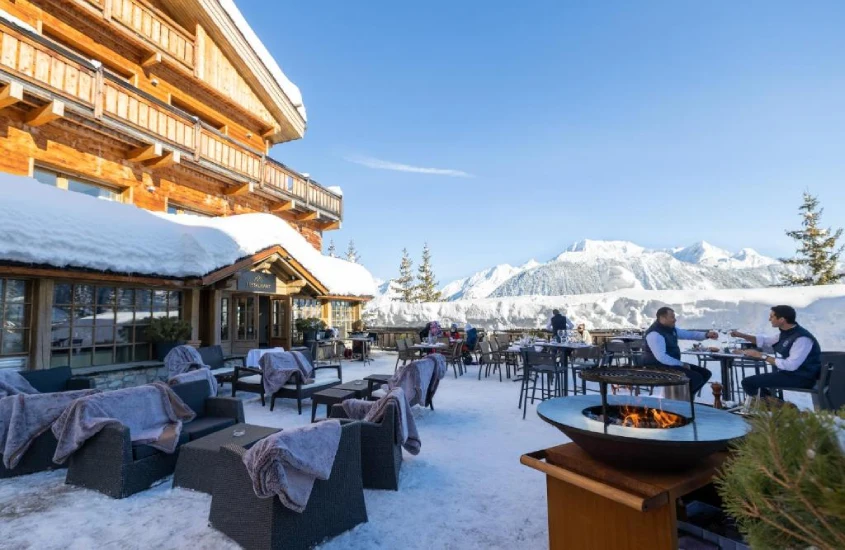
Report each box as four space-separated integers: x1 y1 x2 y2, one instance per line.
377 240 793 301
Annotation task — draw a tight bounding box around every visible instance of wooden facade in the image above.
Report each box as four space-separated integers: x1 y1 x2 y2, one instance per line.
0 0 365 373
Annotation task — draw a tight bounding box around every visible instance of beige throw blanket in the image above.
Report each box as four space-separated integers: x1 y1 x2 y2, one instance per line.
164 345 206 378
51 382 196 464
242 419 342 513
0 370 39 398
342 387 420 455
0 389 100 469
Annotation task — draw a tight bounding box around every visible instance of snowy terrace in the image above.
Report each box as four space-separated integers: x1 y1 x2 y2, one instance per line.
0 349 815 549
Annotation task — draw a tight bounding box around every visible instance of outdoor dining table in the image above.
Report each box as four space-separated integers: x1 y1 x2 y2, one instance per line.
349 336 373 363
509 342 595 395
683 350 768 400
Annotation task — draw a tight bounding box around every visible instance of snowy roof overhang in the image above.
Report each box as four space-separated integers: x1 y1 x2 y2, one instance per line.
0 174 377 297
165 0 307 143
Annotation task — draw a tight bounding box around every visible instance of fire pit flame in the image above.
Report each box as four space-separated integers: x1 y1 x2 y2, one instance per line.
585 404 689 429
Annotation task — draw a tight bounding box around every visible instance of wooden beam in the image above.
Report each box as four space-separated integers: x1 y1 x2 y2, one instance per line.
271 200 294 213
25 100 64 127
224 182 253 196
144 151 180 169
126 143 163 162
295 211 319 222
0 82 23 110
261 127 277 140
319 220 341 231
141 52 162 69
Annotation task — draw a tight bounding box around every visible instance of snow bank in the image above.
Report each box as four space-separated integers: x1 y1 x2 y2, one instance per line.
218 0 307 121
367 285 845 349
0 174 376 296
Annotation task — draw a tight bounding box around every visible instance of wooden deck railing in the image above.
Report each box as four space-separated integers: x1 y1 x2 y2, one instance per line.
0 20 342 219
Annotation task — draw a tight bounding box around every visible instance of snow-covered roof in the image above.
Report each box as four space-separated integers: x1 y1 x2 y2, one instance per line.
0 174 376 296
217 0 306 121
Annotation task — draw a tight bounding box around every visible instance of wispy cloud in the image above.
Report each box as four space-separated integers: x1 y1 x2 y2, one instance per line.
344 155 474 178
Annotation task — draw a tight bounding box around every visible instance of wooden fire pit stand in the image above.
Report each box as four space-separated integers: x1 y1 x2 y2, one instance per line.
521 442 728 550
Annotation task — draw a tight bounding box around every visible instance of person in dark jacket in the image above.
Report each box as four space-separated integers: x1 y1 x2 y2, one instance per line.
463 323 479 364
731 305 822 399
642 307 719 394
449 323 461 341
546 309 574 341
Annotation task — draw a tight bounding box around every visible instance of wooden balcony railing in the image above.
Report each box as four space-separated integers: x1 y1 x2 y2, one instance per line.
106 0 195 69
0 21 342 220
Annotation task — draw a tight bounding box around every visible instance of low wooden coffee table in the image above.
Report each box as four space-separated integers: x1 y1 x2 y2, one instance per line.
334 379 370 399
311 388 356 423
172 423 279 494
363 374 392 400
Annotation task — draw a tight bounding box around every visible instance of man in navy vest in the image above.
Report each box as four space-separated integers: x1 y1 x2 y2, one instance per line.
642 307 719 394
731 305 821 399
547 309 574 341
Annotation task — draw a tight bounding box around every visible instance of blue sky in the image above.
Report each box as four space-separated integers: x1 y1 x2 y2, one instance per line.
238 0 845 283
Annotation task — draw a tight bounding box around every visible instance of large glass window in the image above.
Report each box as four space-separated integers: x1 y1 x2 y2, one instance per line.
271 300 286 338
292 298 321 341
0 279 30 369
34 167 123 202
220 297 230 341
51 283 182 368
331 300 353 338
166 202 210 217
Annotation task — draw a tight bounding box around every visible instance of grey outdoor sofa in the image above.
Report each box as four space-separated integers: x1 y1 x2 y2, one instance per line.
209 421 367 550
65 379 243 498
0 366 95 479
330 401 402 490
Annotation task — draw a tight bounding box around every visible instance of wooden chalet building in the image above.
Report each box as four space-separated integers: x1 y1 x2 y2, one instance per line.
0 0 374 385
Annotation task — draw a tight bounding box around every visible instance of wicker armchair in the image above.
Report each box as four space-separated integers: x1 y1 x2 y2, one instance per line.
0 367 95 479
65 380 243 498
209 421 367 550
330 402 402 490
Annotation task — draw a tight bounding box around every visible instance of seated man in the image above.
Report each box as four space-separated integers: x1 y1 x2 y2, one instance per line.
642 307 719 394
731 305 821 399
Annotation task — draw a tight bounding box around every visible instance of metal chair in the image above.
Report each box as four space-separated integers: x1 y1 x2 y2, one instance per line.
519 350 563 419
777 351 845 410
569 346 602 395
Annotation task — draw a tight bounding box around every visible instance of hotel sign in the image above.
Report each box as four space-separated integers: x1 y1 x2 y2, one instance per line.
237 271 278 294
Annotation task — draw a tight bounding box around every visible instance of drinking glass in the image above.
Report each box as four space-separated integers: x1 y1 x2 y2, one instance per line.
557 330 564 343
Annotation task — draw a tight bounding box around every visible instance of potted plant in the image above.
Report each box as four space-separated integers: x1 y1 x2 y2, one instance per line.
716 405 845 550
295 317 326 345
147 316 193 360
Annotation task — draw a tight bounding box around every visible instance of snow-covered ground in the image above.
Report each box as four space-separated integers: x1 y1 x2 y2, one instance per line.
0 351 565 549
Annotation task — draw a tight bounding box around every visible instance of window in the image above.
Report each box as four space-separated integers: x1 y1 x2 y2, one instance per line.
271 300 286 338
0 279 30 369
292 298 321 340
166 202 211 217
234 296 255 340
331 300 353 338
51 284 182 368
220 297 230 341
34 167 124 203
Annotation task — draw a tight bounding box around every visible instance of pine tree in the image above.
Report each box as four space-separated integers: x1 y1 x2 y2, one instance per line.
780 192 844 286
415 243 442 302
396 248 416 302
346 240 359 264
326 240 337 258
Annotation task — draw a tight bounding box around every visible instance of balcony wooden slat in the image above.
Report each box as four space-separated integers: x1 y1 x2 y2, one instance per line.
108 0 194 70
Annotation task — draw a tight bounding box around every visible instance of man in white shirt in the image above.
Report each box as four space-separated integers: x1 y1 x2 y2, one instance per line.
731 305 822 399
641 307 719 394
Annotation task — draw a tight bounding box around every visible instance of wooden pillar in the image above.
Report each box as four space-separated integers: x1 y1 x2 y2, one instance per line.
208 289 222 346
321 300 331 327
30 279 54 370
182 288 201 342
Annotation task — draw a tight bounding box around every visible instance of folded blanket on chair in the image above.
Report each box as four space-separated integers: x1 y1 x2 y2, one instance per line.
342 387 420 455
168 368 218 396
0 388 100 469
0 370 39 398
389 354 448 407
51 382 196 464
164 345 206 378
242 419 342 513
260 352 314 396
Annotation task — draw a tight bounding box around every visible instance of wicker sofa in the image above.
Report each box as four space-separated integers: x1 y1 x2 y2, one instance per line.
0 366 95 479
330 401 402 490
209 421 368 550
64 379 243 498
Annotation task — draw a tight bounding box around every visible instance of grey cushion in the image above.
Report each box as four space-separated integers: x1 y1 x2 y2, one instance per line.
171 379 211 417
281 377 340 390
132 431 189 460
238 374 263 385
183 417 236 441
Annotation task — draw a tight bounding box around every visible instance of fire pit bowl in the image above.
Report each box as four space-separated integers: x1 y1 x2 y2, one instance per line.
537 395 750 470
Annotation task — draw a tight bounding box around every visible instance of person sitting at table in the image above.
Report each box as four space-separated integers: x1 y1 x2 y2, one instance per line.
546 309 574 341
730 305 822 400
463 323 478 362
449 323 461 341
642 307 719 394
575 323 593 344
